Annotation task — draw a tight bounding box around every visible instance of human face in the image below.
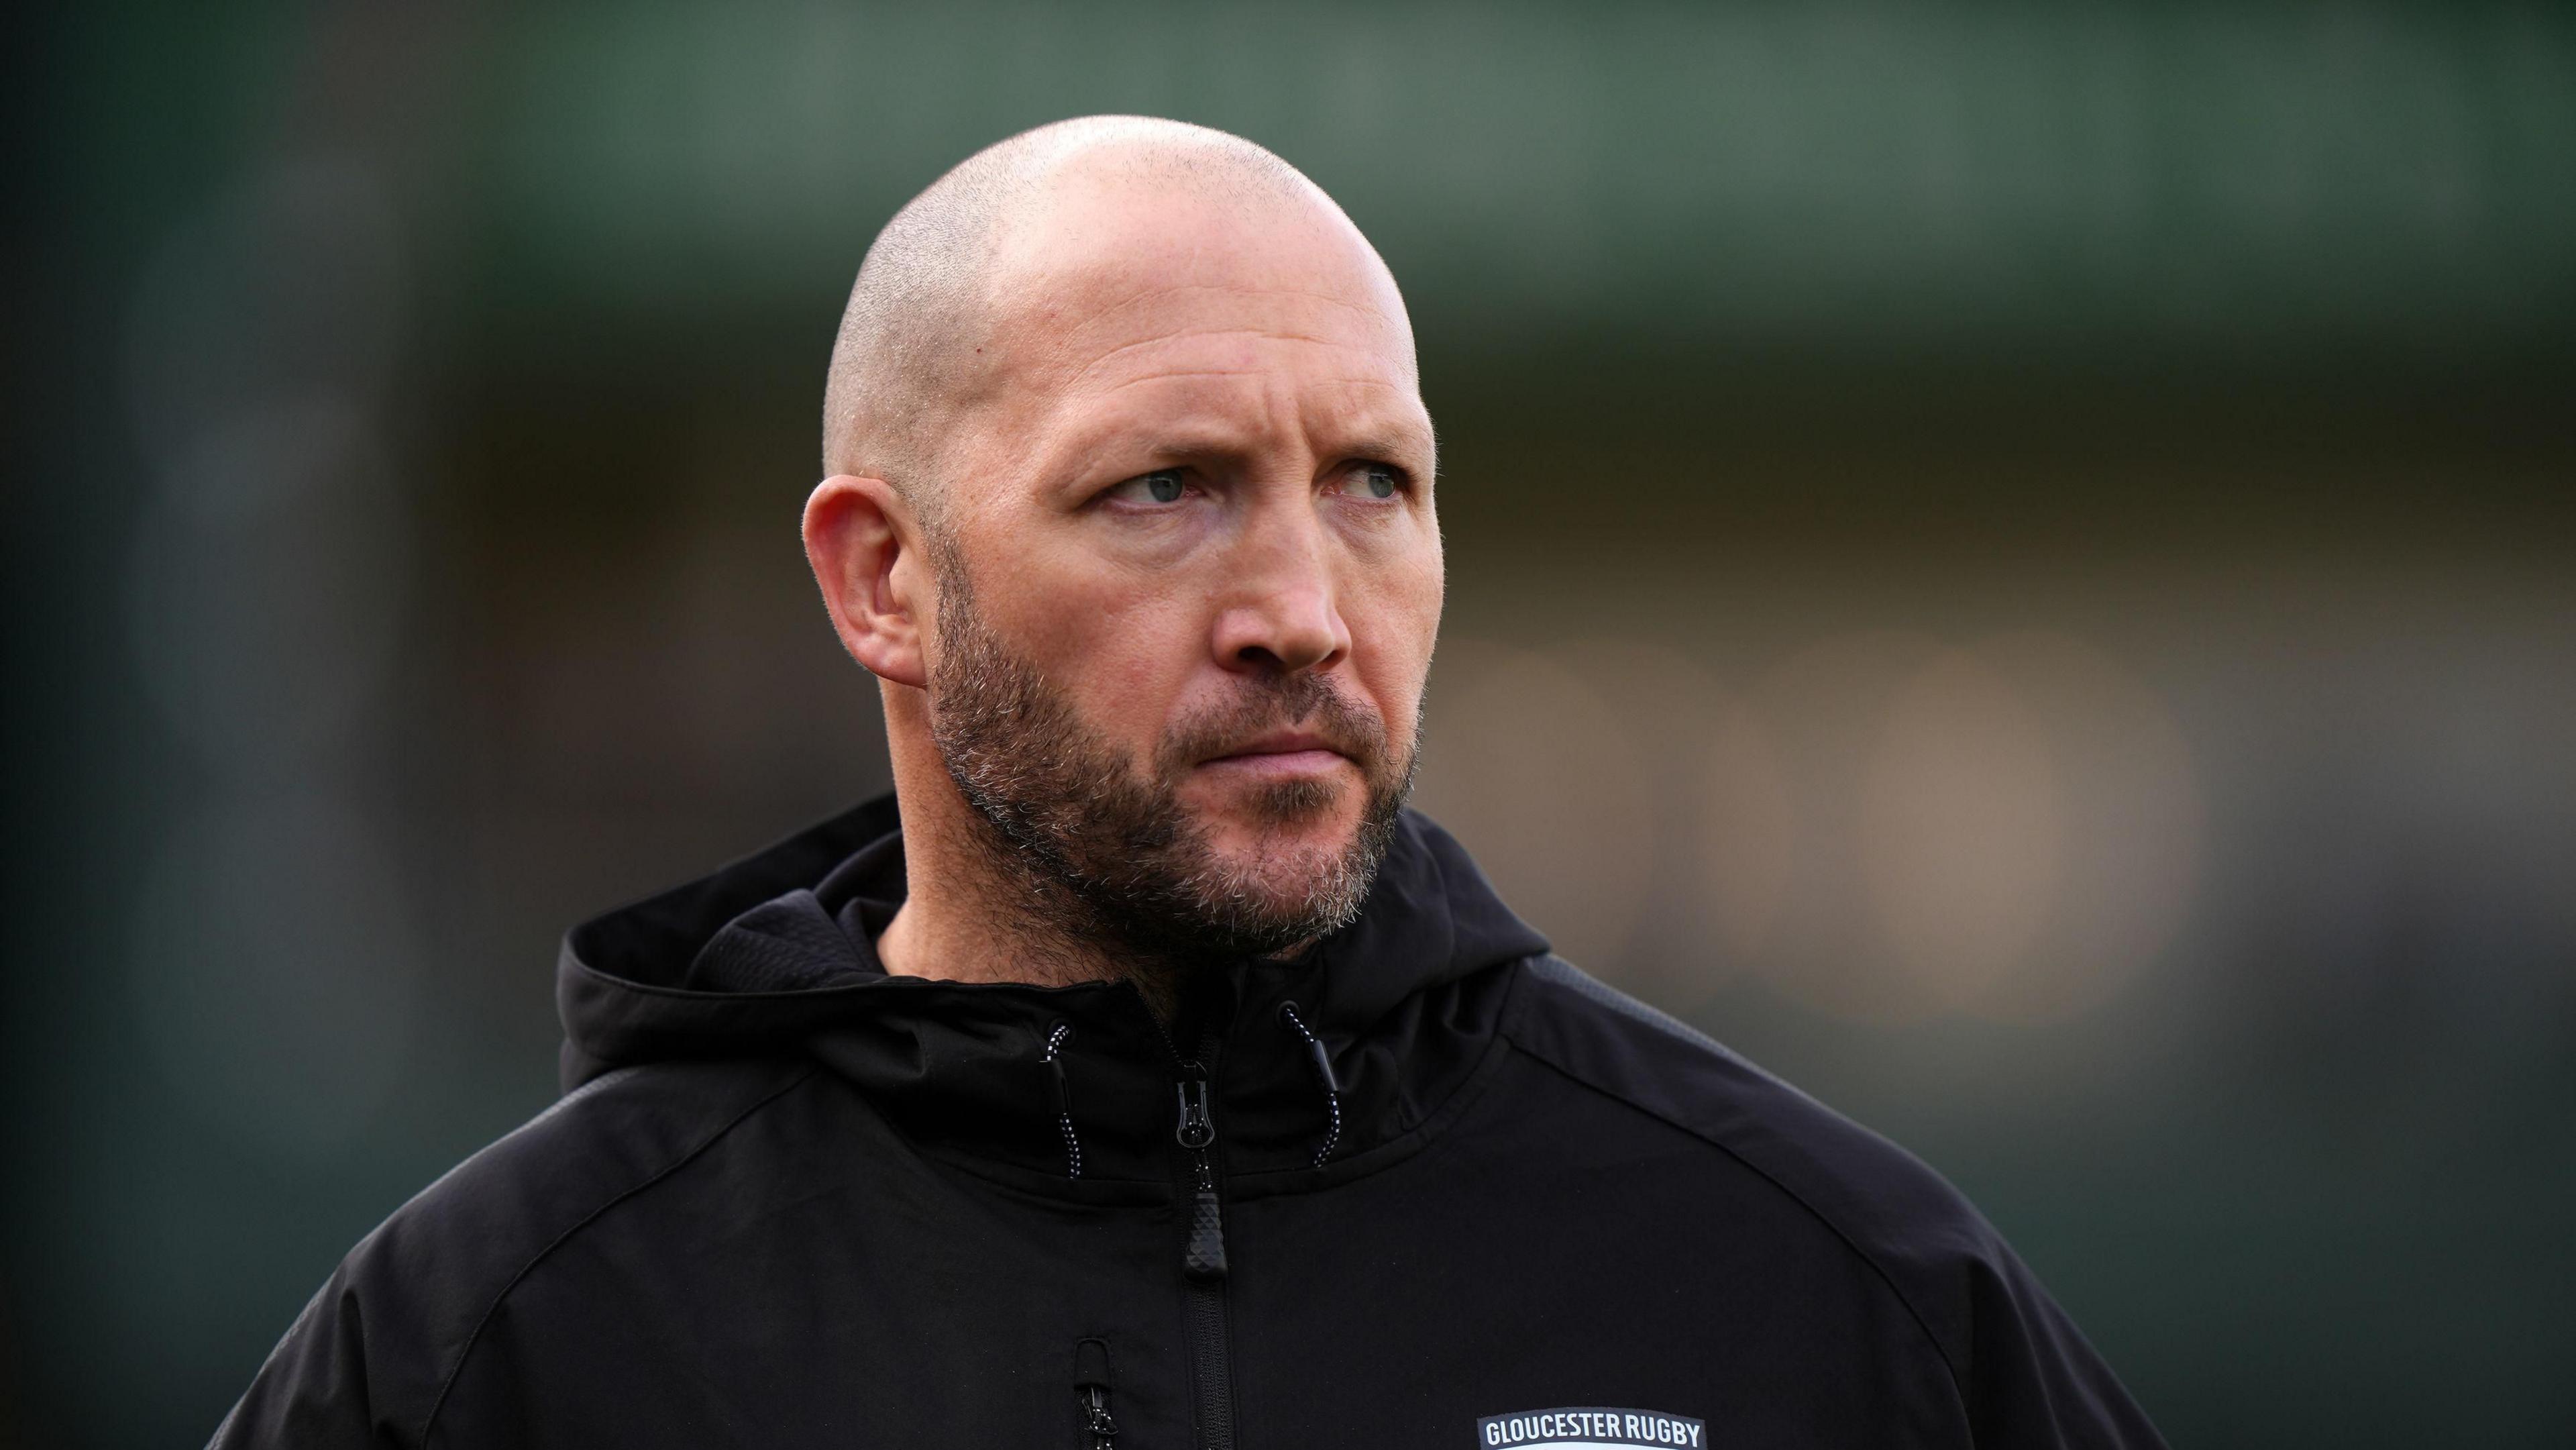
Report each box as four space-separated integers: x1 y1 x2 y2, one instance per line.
922 172 1443 946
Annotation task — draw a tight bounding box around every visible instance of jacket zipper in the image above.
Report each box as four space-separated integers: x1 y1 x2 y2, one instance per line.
1073 1338 1117 1450
1170 1027 1235 1450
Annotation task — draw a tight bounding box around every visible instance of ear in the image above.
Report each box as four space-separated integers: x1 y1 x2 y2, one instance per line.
802 474 930 689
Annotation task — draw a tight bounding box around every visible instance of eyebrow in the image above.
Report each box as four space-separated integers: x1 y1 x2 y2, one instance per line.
1329 430 1436 465
1054 412 1434 476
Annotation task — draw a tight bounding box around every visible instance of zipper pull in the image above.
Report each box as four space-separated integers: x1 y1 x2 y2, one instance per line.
1174 1074 1227 1279
1174 1076 1215 1149
1073 1338 1117 1449
1183 1174 1228 1280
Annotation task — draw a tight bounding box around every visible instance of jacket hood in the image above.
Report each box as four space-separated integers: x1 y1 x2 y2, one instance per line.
557 792 1549 1188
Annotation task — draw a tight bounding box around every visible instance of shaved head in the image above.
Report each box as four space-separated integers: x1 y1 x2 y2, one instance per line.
820 116 1382 521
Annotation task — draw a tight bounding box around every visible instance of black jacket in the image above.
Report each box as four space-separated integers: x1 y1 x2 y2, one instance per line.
215 795 2163 1448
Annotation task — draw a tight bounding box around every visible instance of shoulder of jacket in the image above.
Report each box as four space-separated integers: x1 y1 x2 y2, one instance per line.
336 1057 818 1438
1501 953 2008 1364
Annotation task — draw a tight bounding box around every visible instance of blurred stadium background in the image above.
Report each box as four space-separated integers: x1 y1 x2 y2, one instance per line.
7 2 2574 1444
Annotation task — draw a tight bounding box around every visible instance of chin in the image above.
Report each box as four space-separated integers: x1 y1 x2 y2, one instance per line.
1209 833 1364 925
1193 778 1362 862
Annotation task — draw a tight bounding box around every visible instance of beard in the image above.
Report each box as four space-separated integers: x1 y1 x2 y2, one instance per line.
922 544 1415 978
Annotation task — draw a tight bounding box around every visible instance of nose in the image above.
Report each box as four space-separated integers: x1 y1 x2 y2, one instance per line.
1210 509 1350 676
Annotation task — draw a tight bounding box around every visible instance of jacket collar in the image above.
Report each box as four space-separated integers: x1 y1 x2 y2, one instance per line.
557 792 1549 1188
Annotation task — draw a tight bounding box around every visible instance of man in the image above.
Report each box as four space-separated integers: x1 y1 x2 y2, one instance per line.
217 117 2162 1448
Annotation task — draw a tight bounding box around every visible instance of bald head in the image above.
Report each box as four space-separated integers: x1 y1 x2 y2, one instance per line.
820 117 1401 516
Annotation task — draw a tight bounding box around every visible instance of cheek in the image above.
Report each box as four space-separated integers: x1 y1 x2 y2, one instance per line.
1352 550 1445 731
996 564 1208 737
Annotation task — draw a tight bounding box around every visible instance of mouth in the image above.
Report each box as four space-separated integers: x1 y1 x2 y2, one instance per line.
1197 729 1354 780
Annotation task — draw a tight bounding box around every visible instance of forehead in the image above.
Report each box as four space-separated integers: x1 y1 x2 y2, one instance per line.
977 168 1421 416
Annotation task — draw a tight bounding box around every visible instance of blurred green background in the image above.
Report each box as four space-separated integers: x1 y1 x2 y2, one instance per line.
8 2 2575 1445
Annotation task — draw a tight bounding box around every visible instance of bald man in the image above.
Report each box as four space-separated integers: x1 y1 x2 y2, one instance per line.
215 118 2163 1450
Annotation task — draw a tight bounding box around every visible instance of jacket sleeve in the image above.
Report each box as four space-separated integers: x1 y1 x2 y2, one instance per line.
209 1261 412 1450
209 1195 489 1450
1960 1240 2166 1449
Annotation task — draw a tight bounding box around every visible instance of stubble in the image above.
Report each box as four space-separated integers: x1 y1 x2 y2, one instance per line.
922 540 1415 1002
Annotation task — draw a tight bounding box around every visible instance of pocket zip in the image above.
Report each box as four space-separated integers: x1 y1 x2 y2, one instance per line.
1073 1337 1116 1449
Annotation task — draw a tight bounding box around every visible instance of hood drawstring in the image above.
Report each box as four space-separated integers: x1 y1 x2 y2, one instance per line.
1042 1022 1083 1179
1276 1000 1342 1167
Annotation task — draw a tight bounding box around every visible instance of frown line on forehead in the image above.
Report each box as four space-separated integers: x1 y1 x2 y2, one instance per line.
1039 382 1434 458
1067 324 1395 376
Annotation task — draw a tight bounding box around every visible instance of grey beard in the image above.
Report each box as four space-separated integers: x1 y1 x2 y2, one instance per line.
922 546 1413 987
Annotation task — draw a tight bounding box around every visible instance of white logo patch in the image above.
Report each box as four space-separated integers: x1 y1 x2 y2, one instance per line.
1477 1406 1705 1448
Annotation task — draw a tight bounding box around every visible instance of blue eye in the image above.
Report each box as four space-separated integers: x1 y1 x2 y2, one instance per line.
1342 464 1399 499
1110 468 1187 505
